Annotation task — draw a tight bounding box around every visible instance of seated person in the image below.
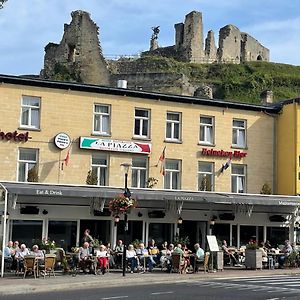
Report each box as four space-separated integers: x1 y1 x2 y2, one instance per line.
191 243 204 271
78 242 93 273
3 241 14 270
161 243 174 272
136 243 155 272
126 244 138 273
148 239 160 264
95 244 108 274
172 243 188 274
15 243 30 271
105 242 115 268
258 242 268 264
278 240 293 268
31 244 44 268
221 240 239 266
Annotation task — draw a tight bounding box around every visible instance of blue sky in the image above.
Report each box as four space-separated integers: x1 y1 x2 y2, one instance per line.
0 0 300 75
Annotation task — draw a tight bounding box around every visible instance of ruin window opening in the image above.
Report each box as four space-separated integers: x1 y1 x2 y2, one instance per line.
68 44 76 63
257 55 262 61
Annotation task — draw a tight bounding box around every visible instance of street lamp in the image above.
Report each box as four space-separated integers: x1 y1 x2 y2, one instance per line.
120 162 132 277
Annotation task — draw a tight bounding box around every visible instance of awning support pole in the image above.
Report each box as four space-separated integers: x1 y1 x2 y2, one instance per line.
0 183 8 278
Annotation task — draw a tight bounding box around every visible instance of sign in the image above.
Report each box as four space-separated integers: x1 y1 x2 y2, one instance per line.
0 130 30 142
201 148 247 159
79 137 151 154
36 189 63 196
54 133 71 149
206 235 219 252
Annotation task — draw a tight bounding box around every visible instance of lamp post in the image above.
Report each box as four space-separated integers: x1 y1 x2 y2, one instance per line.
177 216 183 240
120 163 131 277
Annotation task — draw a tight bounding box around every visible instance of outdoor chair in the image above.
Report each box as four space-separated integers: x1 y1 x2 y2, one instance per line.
23 256 37 279
193 252 210 273
171 253 186 274
39 254 56 278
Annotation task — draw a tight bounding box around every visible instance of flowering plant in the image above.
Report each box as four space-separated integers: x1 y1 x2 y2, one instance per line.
109 194 137 216
40 238 56 251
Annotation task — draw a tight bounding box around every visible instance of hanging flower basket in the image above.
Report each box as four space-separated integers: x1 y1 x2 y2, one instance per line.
108 194 137 216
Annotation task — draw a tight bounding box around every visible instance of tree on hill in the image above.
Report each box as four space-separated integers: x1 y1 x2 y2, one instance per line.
0 0 7 9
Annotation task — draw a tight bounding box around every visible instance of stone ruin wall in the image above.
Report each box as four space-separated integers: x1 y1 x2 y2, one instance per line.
143 10 269 64
42 10 110 85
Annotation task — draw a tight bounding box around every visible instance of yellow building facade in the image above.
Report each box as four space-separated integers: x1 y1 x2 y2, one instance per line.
1 75 299 264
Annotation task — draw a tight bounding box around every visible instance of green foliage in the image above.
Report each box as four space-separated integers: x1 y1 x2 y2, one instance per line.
131 239 142 249
27 166 39 182
135 56 300 103
246 243 259 250
260 182 272 195
173 235 190 246
146 177 158 188
86 170 98 185
53 63 82 82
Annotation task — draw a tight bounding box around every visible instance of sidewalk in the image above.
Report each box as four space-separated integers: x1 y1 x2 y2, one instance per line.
0 267 300 296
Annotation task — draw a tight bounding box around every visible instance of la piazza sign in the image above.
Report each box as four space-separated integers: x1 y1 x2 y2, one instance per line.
201 148 247 159
80 137 151 155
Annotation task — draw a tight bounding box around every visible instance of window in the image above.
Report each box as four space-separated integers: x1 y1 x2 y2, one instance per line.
199 116 214 145
93 104 110 135
231 164 246 193
18 148 38 182
232 119 246 148
134 109 150 138
132 157 148 188
198 162 214 191
164 159 181 190
91 154 108 186
166 112 181 141
20 96 40 129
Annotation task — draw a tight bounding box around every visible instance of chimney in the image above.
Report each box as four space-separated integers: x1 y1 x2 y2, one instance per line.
260 90 273 104
117 80 127 89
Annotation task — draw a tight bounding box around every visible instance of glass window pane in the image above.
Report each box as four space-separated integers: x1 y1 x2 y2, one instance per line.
19 149 36 161
142 120 148 136
167 113 179 121
200 117 212 125
102 116 109 133
21 108 29 125
134 119 140 135
31 109 39 127
94 115 100 131
166 123 172 138
166 160 179 170
132 158 146 168
233 120 245 128
174 123 179 139
135 109 148 117
23 96 40 107
18 163 26 182
139 170 146 188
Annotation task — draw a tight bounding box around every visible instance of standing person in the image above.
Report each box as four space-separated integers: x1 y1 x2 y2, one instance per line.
82 229 95 254
114 240 124 268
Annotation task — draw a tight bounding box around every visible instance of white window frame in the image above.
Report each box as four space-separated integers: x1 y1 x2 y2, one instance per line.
166 112 181 141
93 104 111 135
91 154 109 186
199 115 214 145
232 119 246 148
20 95 41 129
17 148 38 182
131 156 148 188
164 159 181 190
231 164 246 193
134 108 150 139
198 161 214 191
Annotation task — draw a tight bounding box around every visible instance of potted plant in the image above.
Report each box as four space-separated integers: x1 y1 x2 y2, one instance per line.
108 194 137 216
245 243 262 269
40 238 56 254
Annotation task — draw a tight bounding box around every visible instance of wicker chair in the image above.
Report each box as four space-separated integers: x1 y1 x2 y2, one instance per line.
23 256 37 279
39 254 56 278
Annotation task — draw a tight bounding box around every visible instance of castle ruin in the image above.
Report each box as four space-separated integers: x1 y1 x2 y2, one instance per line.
42 10 110 85
41 10 270 95
143 11 269 64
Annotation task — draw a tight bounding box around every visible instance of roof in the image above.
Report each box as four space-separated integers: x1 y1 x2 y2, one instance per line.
0 74 282 113
1 182 300 207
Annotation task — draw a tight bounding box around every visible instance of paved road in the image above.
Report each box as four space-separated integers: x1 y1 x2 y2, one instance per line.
2 275 300 300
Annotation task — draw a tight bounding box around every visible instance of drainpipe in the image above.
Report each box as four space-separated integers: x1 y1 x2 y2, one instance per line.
0 183 8 278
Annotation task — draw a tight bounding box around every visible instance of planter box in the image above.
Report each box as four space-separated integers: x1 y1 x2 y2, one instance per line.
245 249 262 269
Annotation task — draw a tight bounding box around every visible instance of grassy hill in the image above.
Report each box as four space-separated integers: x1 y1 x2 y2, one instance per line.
136 56 300 103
